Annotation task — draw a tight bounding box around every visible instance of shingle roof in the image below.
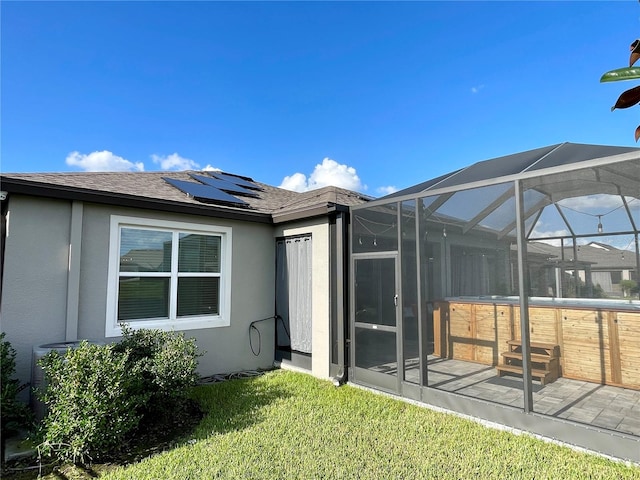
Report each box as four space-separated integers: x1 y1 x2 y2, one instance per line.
0 170 370 223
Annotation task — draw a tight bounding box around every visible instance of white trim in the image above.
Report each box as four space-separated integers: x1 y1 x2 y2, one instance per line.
105 215 232 337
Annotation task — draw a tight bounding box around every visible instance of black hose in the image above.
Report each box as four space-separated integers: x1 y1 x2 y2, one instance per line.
249 315 277 356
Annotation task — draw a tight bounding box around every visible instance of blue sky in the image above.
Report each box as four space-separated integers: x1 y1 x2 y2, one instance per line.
2 1 640 196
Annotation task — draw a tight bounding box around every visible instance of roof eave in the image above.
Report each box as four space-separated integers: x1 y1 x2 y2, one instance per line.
1 177 273 224
271 202 349 224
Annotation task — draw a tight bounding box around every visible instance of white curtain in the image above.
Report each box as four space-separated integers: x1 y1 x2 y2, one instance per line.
275 236 313 353
451 253 491 296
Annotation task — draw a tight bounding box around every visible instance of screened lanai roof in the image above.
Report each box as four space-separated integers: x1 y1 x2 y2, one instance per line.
371 142 640 242
385 142 639 199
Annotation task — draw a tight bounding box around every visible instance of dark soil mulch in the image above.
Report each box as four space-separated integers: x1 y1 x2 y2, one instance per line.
1 399 205 479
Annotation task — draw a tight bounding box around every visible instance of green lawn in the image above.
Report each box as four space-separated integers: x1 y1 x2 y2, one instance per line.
95 370 640 480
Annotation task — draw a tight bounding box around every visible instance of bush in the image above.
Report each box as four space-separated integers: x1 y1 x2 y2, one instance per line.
0 332 32 439
620 279 639 297
113 325 201 414
36 342 144 463
36 327 202 463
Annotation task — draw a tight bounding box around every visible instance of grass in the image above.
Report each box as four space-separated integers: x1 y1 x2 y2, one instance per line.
7 370 640 479
104 370 638 479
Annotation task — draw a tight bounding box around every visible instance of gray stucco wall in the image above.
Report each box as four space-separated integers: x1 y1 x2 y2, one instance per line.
1 196 276 395
1 195 71 398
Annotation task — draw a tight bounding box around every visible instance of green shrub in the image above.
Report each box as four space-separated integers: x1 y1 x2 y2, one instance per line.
620 279 639 297
36 328 202 463
113 325 201 414
0 332 32 439
36 342 145 463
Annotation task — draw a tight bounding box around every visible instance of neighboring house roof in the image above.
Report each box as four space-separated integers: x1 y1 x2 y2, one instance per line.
528 241 636 271
0 171 371 224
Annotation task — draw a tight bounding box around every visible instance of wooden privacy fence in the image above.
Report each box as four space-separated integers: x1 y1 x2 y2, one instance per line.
433 300 640 390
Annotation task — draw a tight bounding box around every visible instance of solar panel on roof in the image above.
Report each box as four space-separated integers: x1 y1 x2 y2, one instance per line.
163 178 248 206
189 174 260 198
209 172 263 191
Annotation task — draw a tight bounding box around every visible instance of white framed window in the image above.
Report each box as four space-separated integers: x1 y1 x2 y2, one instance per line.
106 215 232 337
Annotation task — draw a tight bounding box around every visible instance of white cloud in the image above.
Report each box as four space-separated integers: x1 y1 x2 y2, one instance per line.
529 227 571 246
471 84 485 94
376 186 398 196
279 158 365 193
151 153 200 171
66 150 144 172
280 172 309 192
558 194 632 211
202 164 221 172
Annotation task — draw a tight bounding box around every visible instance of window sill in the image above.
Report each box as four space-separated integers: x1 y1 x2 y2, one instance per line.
105 315 229 337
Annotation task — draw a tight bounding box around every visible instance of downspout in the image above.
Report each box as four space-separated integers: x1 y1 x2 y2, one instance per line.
0 191 8 304
332 208 348 386
65 201 83 342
